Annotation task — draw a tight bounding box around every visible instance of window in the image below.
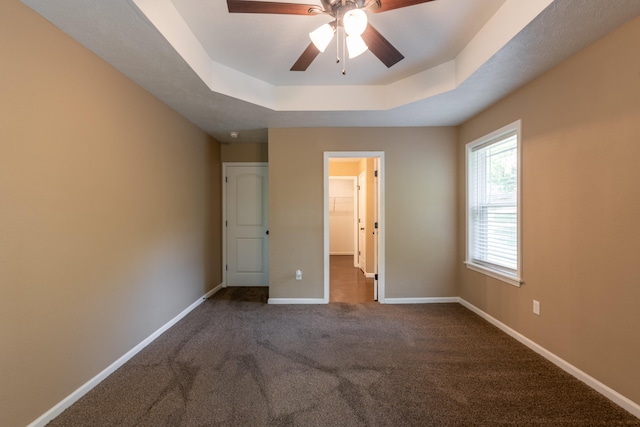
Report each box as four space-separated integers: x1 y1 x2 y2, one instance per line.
466 120 522 286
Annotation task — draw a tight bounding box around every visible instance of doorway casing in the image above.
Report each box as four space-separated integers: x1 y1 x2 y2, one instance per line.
324 152 385 303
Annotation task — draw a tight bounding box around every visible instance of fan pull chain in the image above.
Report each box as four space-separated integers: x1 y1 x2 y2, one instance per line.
335 20 341 65
342 27 347 75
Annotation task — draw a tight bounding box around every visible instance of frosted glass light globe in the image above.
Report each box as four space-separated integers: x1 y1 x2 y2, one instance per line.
343 9 368 36
347 35 368 58
309 24 335 52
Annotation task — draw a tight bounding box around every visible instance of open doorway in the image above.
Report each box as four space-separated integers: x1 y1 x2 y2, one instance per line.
324 152 384 303
328 173 371 303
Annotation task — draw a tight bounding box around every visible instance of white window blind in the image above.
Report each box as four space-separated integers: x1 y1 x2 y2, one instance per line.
466 122 521 285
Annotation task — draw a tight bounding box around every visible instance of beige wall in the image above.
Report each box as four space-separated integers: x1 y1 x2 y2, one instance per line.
0 3 222 426
268 127 458 300
221 142 268 163
458 16 640 404
329 160 360 176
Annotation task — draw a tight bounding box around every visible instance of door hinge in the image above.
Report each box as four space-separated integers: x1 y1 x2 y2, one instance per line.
225 220 228 227
225 176 228 183
374 222 378 229
225 264 228 271
374 170 378 177
374 274 378 281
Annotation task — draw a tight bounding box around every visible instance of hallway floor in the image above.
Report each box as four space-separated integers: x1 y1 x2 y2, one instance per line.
329 255 375 303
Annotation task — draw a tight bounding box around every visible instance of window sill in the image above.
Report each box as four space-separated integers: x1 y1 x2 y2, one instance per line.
464 262 523 287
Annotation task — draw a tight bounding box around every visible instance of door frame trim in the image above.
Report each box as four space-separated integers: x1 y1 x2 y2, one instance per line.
222 162 268 288
324 152 385 303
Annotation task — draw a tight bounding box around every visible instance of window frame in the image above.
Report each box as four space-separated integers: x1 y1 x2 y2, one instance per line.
465 120 523 287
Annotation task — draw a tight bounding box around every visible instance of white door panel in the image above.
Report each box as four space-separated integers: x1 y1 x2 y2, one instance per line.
236 238 264 272
236 174 263 225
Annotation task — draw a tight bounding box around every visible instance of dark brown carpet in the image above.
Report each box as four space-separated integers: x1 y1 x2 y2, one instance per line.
210 286 269 303
48 289 639 426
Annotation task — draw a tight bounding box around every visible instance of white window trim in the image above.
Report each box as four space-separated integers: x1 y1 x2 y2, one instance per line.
465 120 523 287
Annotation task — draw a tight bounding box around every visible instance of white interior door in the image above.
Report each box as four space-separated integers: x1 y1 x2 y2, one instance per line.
226 165 269 287
358 172 366 272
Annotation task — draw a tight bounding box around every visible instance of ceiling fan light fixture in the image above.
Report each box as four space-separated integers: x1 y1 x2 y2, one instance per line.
309 23 334 52
346 34 368 59
343 9 368 36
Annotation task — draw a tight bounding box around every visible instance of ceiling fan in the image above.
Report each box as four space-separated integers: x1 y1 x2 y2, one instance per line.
226 0 435 72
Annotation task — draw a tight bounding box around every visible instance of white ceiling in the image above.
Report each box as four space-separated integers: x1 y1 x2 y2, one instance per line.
169 0 506 86
22 0 640 144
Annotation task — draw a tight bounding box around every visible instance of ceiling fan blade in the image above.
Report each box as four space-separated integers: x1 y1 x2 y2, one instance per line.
290 43 321 71
227 0 321 15
369 0 435 13
362 24 404 68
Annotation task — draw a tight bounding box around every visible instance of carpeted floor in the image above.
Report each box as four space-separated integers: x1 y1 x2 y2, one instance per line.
48 289 639 426
209 286 269 303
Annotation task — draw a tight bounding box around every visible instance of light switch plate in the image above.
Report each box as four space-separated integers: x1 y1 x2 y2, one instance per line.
533 300 541 315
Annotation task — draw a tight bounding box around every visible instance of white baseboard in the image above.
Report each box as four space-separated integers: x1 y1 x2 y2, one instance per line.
28 283 223 427
206 283 224 297
268 298 328 304
458 298 640 419
383 297 460 304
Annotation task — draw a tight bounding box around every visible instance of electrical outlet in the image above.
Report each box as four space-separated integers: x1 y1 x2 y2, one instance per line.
533 300 541 315
295 269 302 281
